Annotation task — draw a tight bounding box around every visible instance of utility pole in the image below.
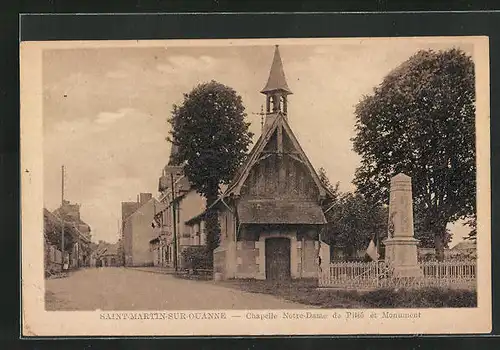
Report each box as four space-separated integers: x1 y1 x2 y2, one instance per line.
60 165 65 268
117 219 121 267
170 173 178 272
117 218 121 245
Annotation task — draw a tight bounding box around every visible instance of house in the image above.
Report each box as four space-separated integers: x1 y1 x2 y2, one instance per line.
150 148 208 269
186 45 332 280
331 246 369 261
418 247 436 261
43 208 65 274
416 240 477 261
119 201 139 265
88 242 98 267
122 193 160 267
92 241 122 267
57 201 93 268
46 201 93 269
449 240 477 259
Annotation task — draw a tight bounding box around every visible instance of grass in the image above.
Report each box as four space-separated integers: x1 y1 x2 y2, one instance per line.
218 279 477 308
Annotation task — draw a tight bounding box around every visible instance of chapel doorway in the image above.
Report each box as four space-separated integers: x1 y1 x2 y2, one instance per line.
265 237 291 280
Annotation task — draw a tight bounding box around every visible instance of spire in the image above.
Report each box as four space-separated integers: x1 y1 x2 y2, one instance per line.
260 45 292 118
260 45 293 95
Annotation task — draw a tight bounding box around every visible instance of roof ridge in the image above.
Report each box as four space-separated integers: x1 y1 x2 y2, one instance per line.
124 197 160 222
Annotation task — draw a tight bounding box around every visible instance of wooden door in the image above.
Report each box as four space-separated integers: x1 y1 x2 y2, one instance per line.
265 238 291 280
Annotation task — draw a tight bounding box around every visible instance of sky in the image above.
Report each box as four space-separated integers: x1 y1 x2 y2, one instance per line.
42 39 476 245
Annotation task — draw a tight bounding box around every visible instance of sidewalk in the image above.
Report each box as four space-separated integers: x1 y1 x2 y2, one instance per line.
126 266 176 275
126 266 213 281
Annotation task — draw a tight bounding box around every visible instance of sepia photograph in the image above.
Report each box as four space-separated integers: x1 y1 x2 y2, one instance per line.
21 36 491 336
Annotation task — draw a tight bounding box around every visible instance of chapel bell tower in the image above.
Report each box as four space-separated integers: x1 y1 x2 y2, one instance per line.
260 45 293 122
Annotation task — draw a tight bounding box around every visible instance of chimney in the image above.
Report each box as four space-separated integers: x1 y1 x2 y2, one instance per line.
139 193 152 205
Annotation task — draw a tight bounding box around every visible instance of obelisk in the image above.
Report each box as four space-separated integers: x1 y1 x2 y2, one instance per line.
383 173 422 278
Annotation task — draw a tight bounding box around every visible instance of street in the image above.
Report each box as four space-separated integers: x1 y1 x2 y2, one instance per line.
45 267 310 310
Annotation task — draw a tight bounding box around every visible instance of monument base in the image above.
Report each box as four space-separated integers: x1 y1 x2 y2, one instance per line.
391 265 423 278
383 237 423 278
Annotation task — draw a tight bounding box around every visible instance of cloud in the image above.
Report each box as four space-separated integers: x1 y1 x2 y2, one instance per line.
157 55 217 74
44 106 168 243
95 108 134 125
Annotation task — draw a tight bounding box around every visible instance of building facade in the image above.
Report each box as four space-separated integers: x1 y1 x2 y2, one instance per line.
150 46 332 279
91 241 122 267
179 46 330 280
48 201 93 269
188 45 331 280
122 193 159 267
150 146 208 269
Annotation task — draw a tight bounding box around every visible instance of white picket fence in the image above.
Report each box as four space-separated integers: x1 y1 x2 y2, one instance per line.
319 260 476 290
319 261 383 289
417 261 476 289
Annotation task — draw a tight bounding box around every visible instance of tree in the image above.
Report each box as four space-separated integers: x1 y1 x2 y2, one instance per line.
318 167 339 196
352 48 476 260
318 167 340 206
464 217 477 242
337 193 386 259
168 81 254 257
44 220 76 252
318 168 386 260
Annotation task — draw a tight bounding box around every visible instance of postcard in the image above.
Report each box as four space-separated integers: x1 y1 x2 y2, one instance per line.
21 37 491 336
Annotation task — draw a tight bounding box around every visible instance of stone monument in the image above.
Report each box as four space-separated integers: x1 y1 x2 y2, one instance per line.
383 173 423 278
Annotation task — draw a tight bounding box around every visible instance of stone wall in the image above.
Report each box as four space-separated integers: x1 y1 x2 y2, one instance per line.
213 230 329 281
213 247 226 274
213 241 236 279
297 240 317 278
44 242 63 275
319 240 330 274
219 210 237 245
236 241 260 278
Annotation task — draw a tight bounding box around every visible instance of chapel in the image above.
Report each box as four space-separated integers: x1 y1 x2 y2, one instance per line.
203 45 331 280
